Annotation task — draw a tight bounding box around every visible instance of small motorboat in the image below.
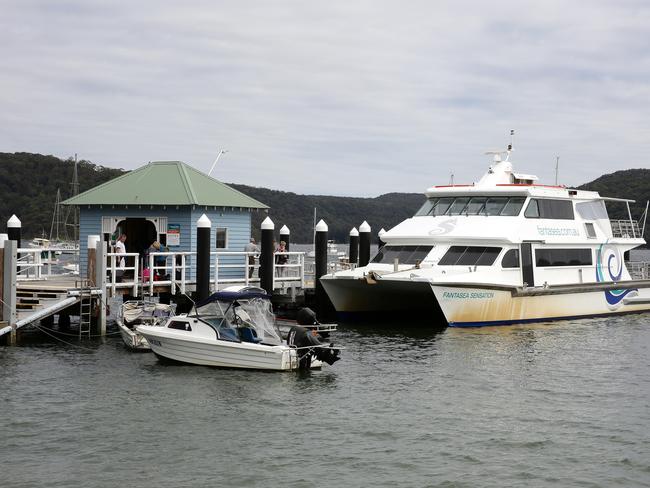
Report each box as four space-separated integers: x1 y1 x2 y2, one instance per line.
117 301 175 351
137 286 341 371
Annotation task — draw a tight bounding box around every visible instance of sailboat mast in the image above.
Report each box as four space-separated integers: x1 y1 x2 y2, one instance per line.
50 188 62 240
68 154 80 243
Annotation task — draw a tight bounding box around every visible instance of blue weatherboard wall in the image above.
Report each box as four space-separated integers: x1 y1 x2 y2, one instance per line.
191 208 252 280
78 205 252 281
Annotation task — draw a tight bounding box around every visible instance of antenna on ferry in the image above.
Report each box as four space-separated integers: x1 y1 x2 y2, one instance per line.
555 156 560 185
208 149 228 177
450 173 454 185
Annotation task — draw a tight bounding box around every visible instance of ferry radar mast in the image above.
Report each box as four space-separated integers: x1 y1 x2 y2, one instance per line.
484 130 515 163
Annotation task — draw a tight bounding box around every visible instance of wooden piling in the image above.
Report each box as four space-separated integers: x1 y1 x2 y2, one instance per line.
196 214 211 302
95 239 107 335
349 227 359 265
314 219 328 320
260 217 275 295
280 225 290 251
3 240 17 345
6 215 21 249
87 235 99 286
0 233 6 323
359 221 371 267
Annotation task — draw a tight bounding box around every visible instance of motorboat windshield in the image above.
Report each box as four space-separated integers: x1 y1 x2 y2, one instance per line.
190 291 282 345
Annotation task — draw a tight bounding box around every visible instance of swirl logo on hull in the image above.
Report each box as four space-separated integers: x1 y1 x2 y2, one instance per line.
595 243 636 310
428 218 457 236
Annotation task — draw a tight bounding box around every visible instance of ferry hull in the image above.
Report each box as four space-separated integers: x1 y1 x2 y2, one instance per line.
431 285 650 327
321 275 650 327
320 276 447 323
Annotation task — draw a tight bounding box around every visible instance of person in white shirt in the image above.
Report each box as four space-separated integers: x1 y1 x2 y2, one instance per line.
115 234 127 269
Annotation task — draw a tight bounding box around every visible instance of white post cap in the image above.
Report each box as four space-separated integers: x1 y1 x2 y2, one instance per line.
378 228 386 236
7 215 21 228
359 221 371 232
87 235 100 249
197 213 211 228
0 233 7 248
261 216 275 230
315 219 328 232
280 225 290 235
349 227 359 237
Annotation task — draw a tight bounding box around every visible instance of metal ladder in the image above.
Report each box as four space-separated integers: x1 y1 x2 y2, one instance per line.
77 282 93 338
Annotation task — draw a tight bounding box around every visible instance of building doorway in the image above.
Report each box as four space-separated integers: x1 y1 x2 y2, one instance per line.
115 218 157 257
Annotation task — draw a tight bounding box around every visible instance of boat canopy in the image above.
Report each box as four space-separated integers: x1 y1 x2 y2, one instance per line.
196 290 271 308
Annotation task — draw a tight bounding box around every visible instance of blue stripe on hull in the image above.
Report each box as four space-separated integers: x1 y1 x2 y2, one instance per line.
449 308 650 328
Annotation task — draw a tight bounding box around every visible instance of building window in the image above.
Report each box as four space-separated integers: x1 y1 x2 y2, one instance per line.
535 248 592 267
216 228 228 249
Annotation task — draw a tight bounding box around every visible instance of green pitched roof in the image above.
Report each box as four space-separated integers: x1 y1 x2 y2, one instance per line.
62 161 268 208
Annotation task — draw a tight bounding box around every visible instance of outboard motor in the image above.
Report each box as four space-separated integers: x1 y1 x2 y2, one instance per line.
287 325 340 370
296 307 318 326
296 307 331 339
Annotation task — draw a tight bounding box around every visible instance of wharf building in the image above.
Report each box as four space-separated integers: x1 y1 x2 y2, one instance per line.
63 160 268 279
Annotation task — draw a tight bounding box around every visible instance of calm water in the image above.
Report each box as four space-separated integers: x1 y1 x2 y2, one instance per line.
2 315 650 487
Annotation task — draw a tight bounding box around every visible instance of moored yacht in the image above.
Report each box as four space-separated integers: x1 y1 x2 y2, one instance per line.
321 145 650 327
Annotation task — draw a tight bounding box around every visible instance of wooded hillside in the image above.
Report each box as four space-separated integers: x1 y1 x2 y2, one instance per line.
2 152 647 243
0 152 425 242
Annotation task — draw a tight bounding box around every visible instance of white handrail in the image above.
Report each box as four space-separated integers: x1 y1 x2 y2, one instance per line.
15 247 81 280
104 250 306 296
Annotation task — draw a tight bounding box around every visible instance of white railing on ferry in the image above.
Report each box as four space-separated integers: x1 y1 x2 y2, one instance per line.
611 220 641 239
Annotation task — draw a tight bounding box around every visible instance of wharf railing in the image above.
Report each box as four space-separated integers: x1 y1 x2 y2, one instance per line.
626 261 650 280
105 250 307 297
15 247 80 281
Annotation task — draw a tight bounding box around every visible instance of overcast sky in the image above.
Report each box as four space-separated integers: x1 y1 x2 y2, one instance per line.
1 1 649 196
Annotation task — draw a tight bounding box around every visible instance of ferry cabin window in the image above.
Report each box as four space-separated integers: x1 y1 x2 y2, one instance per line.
464 197 487 215
371 245 433 264
438 246 502 266
432 198 454 216
416 196 525 217
524 199 574 220
216 228 228 249
501 249 520 268
415 198 454 216
484 197 508 215
535 248 592 267
500 197 526 216
415 199 435 216
585 223 597 238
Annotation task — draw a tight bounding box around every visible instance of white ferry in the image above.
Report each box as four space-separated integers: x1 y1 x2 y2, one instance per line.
321 145 650 327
